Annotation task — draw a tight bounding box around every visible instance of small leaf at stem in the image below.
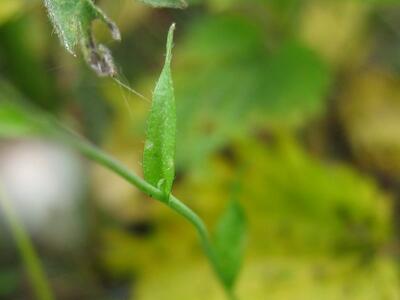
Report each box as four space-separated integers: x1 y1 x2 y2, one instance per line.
136 0 188 9
43 0 120 76
143 24 176 196
213 199 246 291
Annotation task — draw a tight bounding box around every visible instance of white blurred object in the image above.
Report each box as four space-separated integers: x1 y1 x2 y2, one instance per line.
0 139 87 251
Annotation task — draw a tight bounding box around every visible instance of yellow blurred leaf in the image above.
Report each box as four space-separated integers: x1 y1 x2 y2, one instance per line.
300 1 370 66
0 0 24 25
339 71 400 177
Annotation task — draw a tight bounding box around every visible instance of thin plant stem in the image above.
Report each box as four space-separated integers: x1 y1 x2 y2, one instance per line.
70 136 237 299
0 183 54 300
169 196 238 300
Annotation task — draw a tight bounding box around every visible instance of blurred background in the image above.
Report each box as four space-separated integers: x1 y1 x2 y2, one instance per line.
1 0 400 299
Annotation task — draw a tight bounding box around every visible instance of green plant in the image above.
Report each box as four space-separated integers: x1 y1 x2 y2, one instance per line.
0 1 247 299
0 183 54 300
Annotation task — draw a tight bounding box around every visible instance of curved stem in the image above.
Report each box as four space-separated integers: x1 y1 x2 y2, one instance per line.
68 136 236 298
169 196 237 300
168 196 220 272
74 139 164 201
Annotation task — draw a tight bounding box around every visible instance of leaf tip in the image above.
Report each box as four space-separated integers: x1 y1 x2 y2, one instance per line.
168 23 176 43
165 23 176 64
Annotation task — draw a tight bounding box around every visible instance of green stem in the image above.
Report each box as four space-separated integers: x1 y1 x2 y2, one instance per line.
169 196 238 299
168 196 220 272
75 139 164 201
0 183 54 300
70 137 236 299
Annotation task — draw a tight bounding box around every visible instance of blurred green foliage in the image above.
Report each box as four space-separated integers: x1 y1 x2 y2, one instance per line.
213 199 246 290
1 0 400 299
174 14 331 168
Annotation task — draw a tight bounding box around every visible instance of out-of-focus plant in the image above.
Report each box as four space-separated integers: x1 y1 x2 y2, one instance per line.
172 14 331 169
0 1 247 298
0 184 54 300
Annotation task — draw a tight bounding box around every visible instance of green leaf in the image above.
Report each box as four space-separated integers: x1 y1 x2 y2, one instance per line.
0 102 52 138
0 103 37 137
213 199 246 290
172 16 331 170
43 0 120 76
0 81 52 138
137 0 188 9
143 24 176 195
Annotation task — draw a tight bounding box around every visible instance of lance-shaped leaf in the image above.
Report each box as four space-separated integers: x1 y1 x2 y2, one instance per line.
137 0 187 9
213 199 246 291
43 0 120 76
143 24 176 196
